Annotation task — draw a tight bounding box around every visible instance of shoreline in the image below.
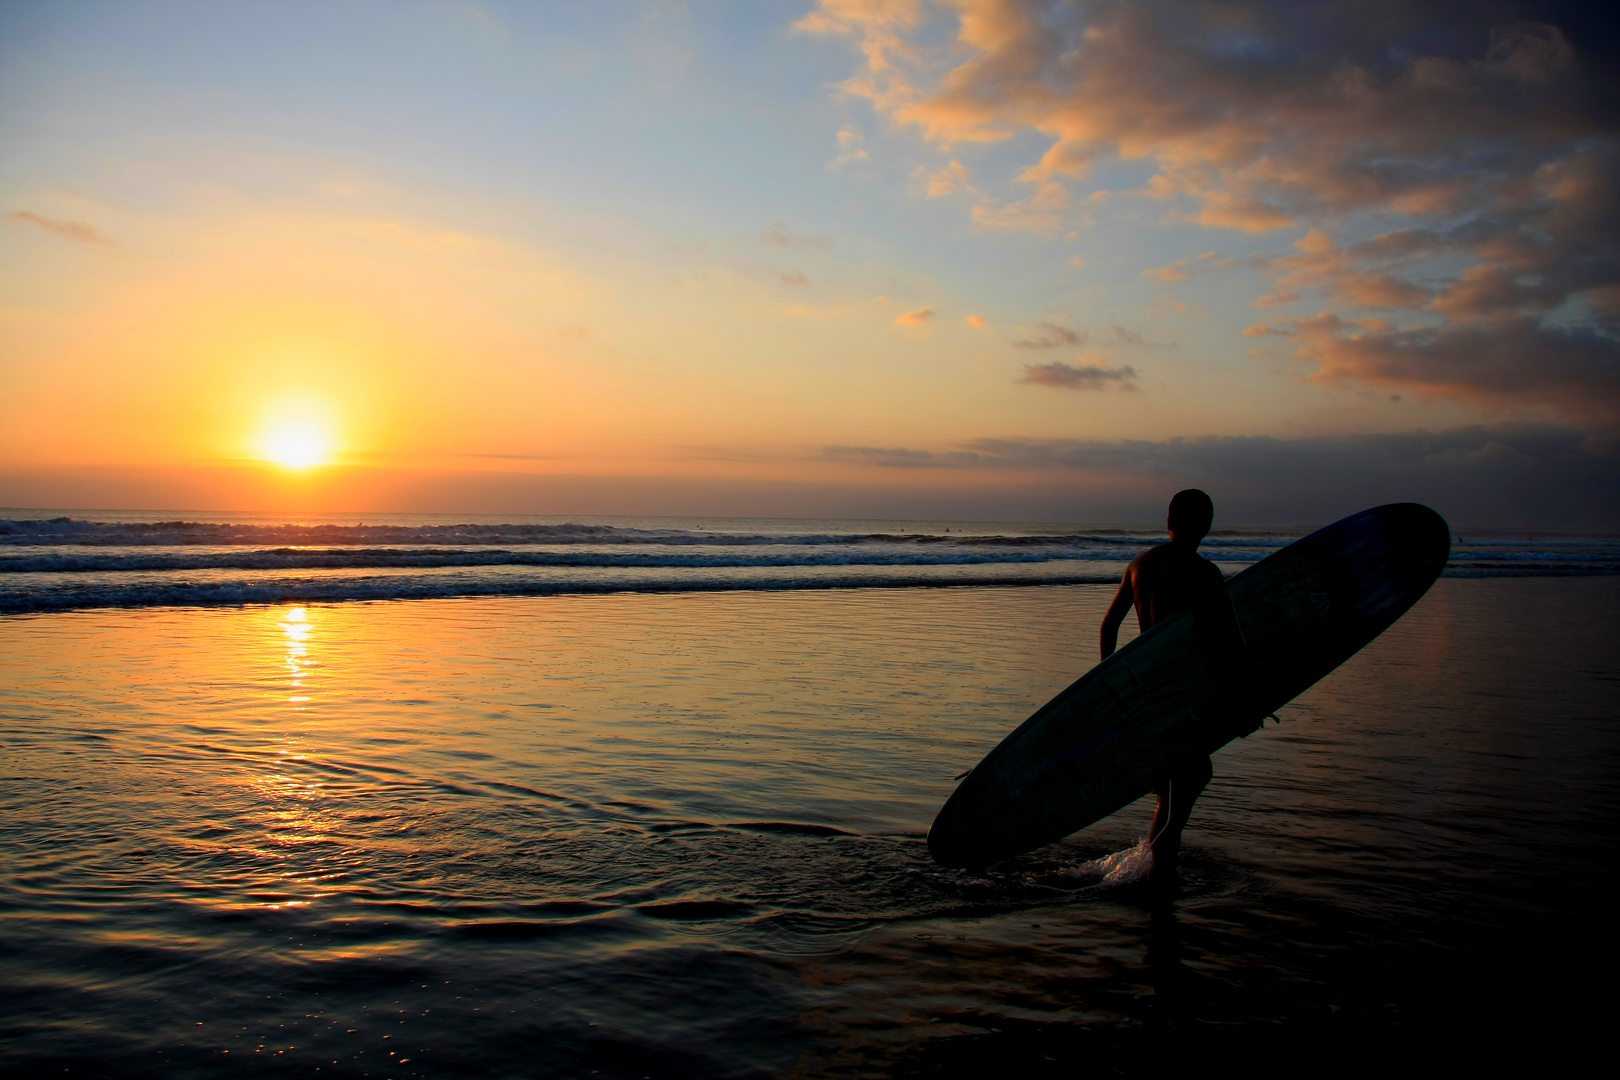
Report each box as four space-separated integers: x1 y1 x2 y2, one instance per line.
5 564 1617 617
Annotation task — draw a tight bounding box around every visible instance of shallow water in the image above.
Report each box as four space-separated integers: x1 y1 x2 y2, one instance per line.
3 579 1618 1076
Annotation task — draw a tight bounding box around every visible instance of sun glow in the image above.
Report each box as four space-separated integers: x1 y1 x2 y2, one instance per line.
264 425 331 469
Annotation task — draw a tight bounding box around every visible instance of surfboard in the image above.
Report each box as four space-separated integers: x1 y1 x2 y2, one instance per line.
927 502 1451 868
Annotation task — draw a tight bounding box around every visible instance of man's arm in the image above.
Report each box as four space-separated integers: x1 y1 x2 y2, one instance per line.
1099 567 1136 659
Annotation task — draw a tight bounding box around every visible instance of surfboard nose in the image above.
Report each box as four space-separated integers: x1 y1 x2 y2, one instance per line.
1345 503 1451 621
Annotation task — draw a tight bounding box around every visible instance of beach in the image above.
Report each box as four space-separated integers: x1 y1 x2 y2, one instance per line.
8 1 1618 1073
4 532 1618 1075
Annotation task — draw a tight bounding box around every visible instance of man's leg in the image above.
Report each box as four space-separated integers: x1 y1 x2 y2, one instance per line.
1148 755 1213 887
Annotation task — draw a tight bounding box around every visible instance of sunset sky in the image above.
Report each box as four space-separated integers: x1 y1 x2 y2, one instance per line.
3 1 1616 525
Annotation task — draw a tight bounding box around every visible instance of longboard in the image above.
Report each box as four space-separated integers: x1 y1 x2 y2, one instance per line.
927 503 1450 868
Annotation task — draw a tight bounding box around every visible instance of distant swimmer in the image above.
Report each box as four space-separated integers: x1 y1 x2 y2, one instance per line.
1099 489 1226 889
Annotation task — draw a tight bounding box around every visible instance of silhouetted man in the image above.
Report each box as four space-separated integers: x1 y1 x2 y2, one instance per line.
1099 489 1225 889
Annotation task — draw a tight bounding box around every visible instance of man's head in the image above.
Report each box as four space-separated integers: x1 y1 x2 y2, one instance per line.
1167 488 1214 544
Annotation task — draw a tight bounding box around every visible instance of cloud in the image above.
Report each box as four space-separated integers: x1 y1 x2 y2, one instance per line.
911 159 979 199
818 425 1620 527
1251 227 1435 308
1273 312 1620 424
1142 260 1189 283
1068 255 1085 268
969 181 1069 235
803 2 1620 422
966 314 985 327
823 445 967 468
759 219 832 248
1018 360 1138 390
829 127 870 170
780 270 811 287
441 1 508 39
9 211 113 245
896 306 934 326
908 160 1068 234
1012 321 1083 348
810 3 1608 227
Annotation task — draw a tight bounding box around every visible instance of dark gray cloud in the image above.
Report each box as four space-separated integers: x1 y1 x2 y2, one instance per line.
1018 361 1138 390
822 424 1620 527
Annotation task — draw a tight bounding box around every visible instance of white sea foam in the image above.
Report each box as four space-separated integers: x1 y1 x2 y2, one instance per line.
1 514 1613 613
1086 839 1156 886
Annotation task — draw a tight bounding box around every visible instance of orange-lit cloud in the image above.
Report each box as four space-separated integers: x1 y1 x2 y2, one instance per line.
808 4 1594 232
912 159 978 199
1259 312 1620 423
1142 260 1189 283
895 306 934 325
806 1 1619 423
828 127 869 170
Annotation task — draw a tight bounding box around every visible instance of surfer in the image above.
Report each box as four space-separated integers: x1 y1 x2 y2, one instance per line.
1100 488 1225 888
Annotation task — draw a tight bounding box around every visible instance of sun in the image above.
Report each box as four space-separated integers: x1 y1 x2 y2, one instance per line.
264 425 331 469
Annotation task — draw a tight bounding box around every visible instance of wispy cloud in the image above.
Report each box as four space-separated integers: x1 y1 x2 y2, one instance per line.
1018 360 1137 390
823 445 962 468
829 127 869 170
1012 322 1083 349
1142 260 1188 283
780 270 810 287
970 182 1069 235
760 219 831 248
911 159 980 200
9 211 113 245
896 307 934 326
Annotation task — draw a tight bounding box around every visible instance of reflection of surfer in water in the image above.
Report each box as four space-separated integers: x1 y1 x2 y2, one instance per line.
1100 489 1225 888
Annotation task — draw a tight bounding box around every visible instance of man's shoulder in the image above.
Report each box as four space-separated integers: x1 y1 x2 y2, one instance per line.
1133 542 1176 566
1194 552 1225 586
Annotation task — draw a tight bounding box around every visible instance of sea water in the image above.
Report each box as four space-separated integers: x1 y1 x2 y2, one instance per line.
4 510 1616 614
2 513 1618 1076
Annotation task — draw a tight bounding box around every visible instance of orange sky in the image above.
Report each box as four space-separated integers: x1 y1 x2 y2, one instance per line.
2 2 1616 523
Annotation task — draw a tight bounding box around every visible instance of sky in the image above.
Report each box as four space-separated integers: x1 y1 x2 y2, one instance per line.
2 0 1617 526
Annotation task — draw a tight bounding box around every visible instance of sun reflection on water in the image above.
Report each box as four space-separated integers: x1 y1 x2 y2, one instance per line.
236 604 348 910
279 605 314 708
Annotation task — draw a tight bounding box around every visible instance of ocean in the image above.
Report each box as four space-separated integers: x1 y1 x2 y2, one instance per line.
3 510 1617 614
2 510 1618 1076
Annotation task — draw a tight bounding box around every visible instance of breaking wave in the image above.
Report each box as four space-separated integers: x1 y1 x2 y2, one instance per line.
2 514 1615 614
